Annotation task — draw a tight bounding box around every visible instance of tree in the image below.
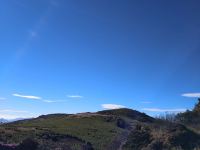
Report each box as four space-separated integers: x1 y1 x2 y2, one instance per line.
193 98 200 112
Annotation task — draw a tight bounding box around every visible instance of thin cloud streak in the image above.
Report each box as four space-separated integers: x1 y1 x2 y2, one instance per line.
43 100 65 103
182 93 200 98
142 108 186 112
43 100 57 103
13 93 41 100
67 95 83 98
12 93 66 103
0 97 6 100
101 104 126 110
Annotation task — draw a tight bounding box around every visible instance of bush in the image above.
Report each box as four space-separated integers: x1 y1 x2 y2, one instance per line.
16 138 38 150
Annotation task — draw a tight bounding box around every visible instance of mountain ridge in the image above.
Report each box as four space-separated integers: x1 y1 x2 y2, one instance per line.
1 105 200 150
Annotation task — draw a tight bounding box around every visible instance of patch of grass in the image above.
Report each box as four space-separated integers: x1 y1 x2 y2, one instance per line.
1 114 124 150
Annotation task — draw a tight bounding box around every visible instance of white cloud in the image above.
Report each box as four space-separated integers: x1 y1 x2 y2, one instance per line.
67 95 83 98
13 93 41 100
0 114 22 120
142 108 186 112
182 93 200 98
43 100 65 103
141 101 152 104
43 100 56 103
12 93 66 103
101 104 126 110
0 113 36 120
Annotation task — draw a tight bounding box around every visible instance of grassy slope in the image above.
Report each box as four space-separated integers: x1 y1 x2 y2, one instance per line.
2 108 200 150
0 113 125 150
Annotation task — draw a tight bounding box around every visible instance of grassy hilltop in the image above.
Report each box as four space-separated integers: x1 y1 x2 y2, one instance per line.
1 102 200 150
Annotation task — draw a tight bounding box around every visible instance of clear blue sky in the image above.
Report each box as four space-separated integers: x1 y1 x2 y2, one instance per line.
0 0 200 119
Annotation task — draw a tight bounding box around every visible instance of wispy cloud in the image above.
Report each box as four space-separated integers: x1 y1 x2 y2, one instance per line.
0 113 37 120
67 95 83 98
141 101 152 104
43 100 65 103
43 100 56 103
0 114 23 120
0 97 6 100
12 93 66 103
101 104 126 110
182 93 200 98
142 108 186 112
13 93 41 100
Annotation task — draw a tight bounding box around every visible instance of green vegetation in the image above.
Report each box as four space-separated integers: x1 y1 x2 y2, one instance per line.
0 113 125 150
176 98 200 132
1 103 200 150
123 123 200 150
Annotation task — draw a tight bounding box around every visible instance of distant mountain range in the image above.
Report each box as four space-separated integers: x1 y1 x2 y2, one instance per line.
0 118 8 124
0 100 200 150
0 118 28 124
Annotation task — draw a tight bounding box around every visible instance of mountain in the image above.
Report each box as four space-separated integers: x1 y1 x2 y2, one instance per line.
97 108 155 122
0 118 8 124
0 118 28 124
0 107 200 150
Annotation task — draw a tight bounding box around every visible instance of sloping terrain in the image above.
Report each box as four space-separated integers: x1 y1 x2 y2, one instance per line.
176 98 200 132
0 108 200 150
0 110 130 150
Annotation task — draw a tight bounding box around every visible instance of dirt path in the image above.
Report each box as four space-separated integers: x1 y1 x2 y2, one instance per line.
106 120 137 150
106 130 130 150
117 130 130 150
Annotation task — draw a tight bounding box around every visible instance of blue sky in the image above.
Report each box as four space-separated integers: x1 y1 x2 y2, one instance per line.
0 0 200 119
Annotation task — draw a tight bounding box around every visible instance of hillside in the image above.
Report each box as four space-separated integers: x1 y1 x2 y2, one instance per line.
176 98 200 131
0 108 200 150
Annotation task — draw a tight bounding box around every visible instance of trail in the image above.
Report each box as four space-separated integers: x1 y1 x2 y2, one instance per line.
106 130 129 150
117 130 130 150
107 120 137 150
